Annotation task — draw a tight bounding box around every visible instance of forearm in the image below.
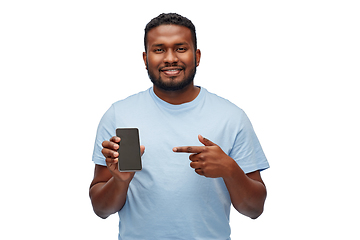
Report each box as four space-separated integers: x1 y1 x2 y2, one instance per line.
223 163 267 219
89 177 130 219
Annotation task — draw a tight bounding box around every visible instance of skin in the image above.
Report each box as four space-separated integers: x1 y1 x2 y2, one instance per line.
89 24 267 220
143 24 201 105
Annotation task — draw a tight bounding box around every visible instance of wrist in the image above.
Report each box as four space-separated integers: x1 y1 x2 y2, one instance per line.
223 158 244 181
113 175 133 186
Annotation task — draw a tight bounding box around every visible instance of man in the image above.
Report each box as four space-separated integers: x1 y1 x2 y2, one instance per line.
90 13 269 240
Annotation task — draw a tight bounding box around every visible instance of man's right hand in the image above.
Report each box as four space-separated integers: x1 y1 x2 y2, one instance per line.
101 136 145 182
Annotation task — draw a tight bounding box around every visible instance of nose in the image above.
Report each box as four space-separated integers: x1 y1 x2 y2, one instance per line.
163 50 178 64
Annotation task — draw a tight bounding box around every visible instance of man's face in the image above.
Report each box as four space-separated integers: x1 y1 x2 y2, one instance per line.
143 25 201 91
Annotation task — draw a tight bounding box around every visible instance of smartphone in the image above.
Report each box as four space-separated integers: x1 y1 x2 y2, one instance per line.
116 128 142 172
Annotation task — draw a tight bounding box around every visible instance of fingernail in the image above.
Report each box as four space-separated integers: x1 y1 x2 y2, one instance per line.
173 147 177 152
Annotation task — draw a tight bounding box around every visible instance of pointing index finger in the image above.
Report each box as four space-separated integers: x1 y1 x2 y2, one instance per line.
173 146 205 153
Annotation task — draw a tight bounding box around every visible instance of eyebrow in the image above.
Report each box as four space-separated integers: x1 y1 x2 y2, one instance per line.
151 42 189 48
174 42 189 46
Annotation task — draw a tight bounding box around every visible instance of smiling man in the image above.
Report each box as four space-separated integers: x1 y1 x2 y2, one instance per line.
144 22 201 104
90 13 269 240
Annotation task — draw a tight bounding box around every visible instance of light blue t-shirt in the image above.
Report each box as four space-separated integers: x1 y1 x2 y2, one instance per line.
92 87 269 240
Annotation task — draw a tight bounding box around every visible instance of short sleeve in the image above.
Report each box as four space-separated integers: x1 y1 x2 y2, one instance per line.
92 105 116 166
229 110 269 174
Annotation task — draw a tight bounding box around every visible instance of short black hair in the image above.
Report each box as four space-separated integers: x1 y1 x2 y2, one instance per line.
144 13 197 52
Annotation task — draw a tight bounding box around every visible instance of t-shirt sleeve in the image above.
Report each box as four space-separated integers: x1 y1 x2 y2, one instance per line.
92 105 116 166
229 110 269 174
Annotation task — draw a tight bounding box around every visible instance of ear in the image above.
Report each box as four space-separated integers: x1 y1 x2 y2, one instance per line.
195 49 201 67
142 52 148 69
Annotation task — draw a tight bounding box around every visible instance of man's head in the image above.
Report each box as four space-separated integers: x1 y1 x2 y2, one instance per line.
143 13 200 92
144 13 197 53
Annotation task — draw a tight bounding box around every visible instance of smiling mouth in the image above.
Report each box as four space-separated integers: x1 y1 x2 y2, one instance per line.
160 67 184 76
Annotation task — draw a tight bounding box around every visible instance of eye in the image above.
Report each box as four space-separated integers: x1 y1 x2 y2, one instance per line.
177 47 186 52
154 48 164 53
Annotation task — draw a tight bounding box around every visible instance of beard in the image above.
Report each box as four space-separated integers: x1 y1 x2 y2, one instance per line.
146 60 197 92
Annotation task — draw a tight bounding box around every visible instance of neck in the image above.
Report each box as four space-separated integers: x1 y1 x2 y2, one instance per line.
153 83 200 105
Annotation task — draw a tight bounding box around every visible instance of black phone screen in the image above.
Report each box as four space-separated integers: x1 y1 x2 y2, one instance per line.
116 128 142 172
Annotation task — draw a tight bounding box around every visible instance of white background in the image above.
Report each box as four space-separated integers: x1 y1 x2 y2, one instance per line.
1 0 359 239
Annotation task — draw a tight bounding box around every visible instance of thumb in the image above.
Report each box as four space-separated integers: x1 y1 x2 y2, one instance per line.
140 145 145 157
198 135 217 146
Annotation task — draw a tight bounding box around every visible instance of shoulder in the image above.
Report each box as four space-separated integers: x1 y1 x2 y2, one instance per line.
202 88 246 117
112 88 151 108
98 88 151 124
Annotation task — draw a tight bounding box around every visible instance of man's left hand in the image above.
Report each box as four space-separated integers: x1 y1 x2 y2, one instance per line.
173 135 237 178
